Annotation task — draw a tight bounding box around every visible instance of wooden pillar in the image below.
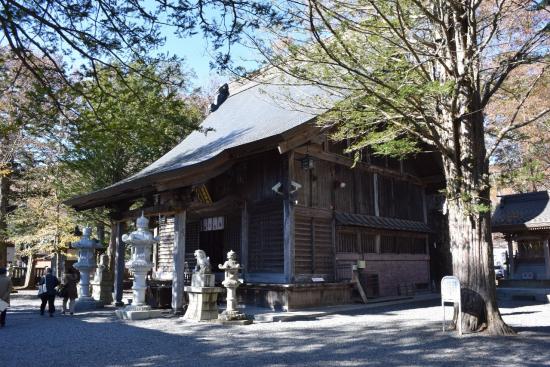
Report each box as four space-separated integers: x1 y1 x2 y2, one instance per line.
108 221 117 274
507 236 514 280
543 237 550 279
331 215 337 281
311 218 316 274
373 173 380 216
172 210 186 313
422 190 428 224
240 202 249 281
284 151 295 283
283 199 295 283
114 221 126 306
375 234 381 254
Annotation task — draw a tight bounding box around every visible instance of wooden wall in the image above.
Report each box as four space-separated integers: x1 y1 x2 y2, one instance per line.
207 150 285 203
248 199 284 273
156 216 175 276
294 207 334 281
292 144 424 221
377 176 424 221
152 142 431 286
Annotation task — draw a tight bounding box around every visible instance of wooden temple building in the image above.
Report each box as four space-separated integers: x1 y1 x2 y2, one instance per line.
492 191 550 283
66 77 445 311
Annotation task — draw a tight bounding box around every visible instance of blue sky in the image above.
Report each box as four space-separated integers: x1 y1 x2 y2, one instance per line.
158 23 261 90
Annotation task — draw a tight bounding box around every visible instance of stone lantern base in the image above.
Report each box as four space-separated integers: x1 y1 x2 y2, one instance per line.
74 297 101 312
218 309 248 321
115 305 163 320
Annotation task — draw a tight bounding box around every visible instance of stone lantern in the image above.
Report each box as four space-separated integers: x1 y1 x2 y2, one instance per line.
115 213 162 320
73 227 102 311
218 250 248 323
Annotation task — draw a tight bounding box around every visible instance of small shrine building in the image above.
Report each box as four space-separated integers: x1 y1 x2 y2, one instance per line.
66 76 446 311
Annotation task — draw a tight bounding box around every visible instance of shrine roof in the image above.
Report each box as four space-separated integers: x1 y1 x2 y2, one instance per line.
335 212 432 233
492 191 550 232
66 73 337 210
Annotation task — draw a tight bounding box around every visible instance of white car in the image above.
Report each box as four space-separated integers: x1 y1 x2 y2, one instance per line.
494 265 504 279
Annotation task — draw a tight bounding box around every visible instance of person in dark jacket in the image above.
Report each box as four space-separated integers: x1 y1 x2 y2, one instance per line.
62 267 79 315
0 267 13 327
39 267 59 317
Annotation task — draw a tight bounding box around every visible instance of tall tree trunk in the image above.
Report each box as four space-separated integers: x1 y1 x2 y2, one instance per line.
441 108 515 335
22 253 36 289
431 1 515 335
445 189 514 334
0 171 9 244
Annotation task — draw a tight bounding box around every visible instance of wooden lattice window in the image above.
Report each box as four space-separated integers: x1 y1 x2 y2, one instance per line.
359 232 377 253
337 231 357 253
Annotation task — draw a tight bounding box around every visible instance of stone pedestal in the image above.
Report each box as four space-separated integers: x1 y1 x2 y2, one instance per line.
183 272 222 321
115 305 164 320
183 286 223 321
218 286 247 321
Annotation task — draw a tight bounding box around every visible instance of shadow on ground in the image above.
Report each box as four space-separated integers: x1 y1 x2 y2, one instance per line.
4 292 550 367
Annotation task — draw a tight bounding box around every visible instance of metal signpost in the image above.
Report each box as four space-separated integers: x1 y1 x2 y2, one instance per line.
441 276 462 335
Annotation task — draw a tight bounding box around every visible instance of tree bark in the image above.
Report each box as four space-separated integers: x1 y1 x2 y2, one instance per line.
445 191 514 335
430 1 515 336
440 109 515 335
0 171 9 244
22 253 36 289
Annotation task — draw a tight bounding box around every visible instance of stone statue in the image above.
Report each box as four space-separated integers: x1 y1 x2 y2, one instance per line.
93 254 108 283
91 253 113 305
184 249 222 321
218 250 242 288
193 249 212 274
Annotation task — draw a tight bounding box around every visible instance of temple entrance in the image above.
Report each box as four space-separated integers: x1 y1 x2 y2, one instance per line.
199 229 225 268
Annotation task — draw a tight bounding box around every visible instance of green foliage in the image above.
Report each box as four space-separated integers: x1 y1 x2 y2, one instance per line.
7 164 80 255
495 156 547 192
64 61 205 193
0 0 283 96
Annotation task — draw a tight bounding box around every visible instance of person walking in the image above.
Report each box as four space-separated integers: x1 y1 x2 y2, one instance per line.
62 267 78 315
39 268 59 317
0 267 13 328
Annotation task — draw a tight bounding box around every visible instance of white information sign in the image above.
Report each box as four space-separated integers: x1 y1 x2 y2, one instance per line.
441 276 462 335
6 246 15 263
200 216 224 231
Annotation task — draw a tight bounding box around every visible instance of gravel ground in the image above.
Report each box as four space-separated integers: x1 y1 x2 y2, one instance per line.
3 290 550 367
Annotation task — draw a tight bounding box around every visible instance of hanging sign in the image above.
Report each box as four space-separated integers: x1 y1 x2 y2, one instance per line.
201 216 224 231
6 246 15 263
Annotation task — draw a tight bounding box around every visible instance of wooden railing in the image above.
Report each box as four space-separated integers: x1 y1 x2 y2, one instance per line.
10 266 27 286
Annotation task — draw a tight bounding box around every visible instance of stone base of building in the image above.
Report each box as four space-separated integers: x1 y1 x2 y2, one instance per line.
238 283 353 311
498 279 550 288
74 297 102 312
115 305 164 320
239 282 354 311
183 286 222 321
